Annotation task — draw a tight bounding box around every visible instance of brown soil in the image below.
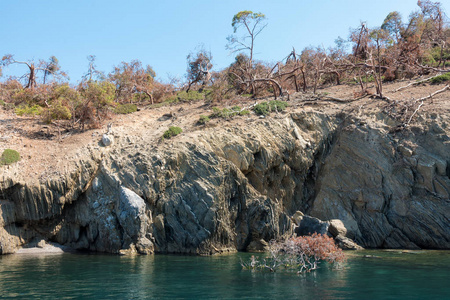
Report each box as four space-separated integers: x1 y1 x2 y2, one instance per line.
1 79 449 182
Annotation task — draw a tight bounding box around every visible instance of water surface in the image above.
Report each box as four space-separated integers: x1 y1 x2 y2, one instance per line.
0 250 448 299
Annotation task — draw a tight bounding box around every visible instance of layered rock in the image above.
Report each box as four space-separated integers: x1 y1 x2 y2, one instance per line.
1 109 449 254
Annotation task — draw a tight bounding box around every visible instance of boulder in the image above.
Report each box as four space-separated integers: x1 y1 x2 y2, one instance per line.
102 134 113 147
295 215 329 236
335 235 364 250
292 211 304 226
328 219 347 237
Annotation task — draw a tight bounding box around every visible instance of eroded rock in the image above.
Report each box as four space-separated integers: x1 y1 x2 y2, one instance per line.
1 110 449 254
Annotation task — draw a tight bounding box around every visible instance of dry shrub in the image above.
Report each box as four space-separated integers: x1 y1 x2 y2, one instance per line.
0 79 22 103
152 82 175 103
242 233 345 273
383 68 396 82
77 102 101 129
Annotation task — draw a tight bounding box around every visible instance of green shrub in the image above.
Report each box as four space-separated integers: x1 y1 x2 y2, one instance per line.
239 109 250 116
210 107 221 117
198 115 210 125
176 90 204 102
270 100 288 112
430 73 450 84
162 126 182 139
253 100 288 116
425 46 450 66
253 102 269 115
0 99 5 106
114 103 138 114
15 104 43 116
81 81 116 110
0 149 20 165
41 102 72 124
210 106 239 119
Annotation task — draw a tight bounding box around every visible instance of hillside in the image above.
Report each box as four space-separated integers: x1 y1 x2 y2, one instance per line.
0 79 449 254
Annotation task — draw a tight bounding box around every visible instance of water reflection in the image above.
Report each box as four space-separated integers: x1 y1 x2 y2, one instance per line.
0 251 449 299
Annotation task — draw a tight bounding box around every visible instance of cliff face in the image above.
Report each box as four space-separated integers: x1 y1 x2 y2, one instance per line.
1 109 449 254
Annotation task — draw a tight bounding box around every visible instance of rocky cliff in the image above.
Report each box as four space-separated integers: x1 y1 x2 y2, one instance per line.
1 107 449 254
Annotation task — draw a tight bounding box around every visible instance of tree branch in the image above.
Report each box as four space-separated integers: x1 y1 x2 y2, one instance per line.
415 84 449 102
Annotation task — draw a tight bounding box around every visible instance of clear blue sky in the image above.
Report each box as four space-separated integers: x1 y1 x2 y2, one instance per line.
1 0 449 84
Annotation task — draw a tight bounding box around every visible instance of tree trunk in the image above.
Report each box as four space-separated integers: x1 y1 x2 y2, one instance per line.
26 64 36 89
301 68 307 92
289 74 299 92
144 90 154 105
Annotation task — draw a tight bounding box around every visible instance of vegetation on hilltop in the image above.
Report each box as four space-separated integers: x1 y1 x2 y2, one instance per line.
0 0 449 132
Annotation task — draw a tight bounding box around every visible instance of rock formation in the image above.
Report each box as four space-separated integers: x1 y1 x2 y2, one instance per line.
1 109 449 254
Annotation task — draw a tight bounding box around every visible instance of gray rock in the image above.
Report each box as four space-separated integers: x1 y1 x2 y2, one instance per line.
335 235 364 250
295 215 329 236
102 134 113 147
117 186 149 239
1 109 449 255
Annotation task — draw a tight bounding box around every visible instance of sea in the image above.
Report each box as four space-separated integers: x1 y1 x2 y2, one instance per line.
0 250 448 299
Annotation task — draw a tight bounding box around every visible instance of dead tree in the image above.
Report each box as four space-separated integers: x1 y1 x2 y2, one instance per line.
1 54 64 88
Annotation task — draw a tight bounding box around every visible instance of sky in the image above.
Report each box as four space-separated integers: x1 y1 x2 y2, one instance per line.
1 0 449 84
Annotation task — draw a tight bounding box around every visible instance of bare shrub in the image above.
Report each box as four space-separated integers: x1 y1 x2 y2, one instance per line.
241 233 345 273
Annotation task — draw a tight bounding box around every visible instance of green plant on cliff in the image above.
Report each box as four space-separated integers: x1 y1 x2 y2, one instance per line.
209 105 247 120
430 73 450 84
162 126 182 139
198 115 210 125
176 90 205 102
0 149 20 165
253 100 288 116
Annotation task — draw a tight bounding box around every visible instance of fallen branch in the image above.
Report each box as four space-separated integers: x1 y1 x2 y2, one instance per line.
244 102 258 111
415 84 449 102
414 64 450 73
393 75 448 92
406 101 424 126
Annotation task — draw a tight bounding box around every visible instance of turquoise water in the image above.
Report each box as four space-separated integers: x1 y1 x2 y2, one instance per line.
0 250 449 299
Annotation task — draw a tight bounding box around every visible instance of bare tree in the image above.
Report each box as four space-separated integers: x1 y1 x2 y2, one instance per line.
226 11 267 67
226 11 268 96
369 28 390 98
1 55 65 88
42 56 63 84
82 55 105 82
